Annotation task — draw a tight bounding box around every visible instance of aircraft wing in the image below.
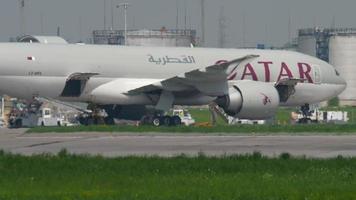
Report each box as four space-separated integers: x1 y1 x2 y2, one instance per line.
127 55 259 96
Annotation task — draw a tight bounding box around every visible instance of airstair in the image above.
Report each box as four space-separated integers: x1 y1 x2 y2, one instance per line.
208 102 230 125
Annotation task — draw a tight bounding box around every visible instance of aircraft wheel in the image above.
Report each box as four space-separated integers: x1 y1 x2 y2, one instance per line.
87 118 94 126
104 117 115 125
298 118 305 124
140 115 152 125
15 119 22 128
162 116 171 126
152 117 161 127
171 116 182 126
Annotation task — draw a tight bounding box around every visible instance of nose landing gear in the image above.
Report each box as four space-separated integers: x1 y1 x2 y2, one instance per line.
301 104 311 117
298 103 312 124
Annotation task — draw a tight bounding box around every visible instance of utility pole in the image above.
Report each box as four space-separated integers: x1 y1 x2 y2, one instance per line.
242 11 246 48
218 6 227 48
200 0 205 47
57 26 61 37
117 3 130 45
331 15 336 29
104 0 107 30
176 0 179 31
184 0 187 32
175 0 179 46
40 12 44 35
18 0 26 36
288 11 292 44
111 0 114 30
78 16 82 42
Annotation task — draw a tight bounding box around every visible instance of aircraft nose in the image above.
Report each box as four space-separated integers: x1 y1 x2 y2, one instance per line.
340 76 347 86
336 77 347 95
324 62 347 97
332 70 347 96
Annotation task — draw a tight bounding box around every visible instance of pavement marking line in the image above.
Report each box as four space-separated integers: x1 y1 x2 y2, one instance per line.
25 141 66 148
17 136 83 140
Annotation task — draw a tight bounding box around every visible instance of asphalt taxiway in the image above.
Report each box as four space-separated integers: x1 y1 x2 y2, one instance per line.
1 128 356 158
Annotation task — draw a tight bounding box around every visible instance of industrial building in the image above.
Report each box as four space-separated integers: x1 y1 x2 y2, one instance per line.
93 28 197 47
297 28 356 106
92 30 124 45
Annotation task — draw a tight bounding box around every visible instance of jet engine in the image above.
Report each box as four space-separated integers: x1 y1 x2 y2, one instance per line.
216 80 280 119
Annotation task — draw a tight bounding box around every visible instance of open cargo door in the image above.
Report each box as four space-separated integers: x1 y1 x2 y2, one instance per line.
61 73 99 97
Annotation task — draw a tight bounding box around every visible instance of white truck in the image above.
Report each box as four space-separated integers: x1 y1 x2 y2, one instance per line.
37 108 63 126
172 109 195 126
9 108 64 128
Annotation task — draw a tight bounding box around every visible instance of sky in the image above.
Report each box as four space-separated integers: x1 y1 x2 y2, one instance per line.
0 0 356 47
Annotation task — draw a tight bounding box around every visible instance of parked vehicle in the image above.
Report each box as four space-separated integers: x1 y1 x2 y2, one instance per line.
172 109 195 126
37 108 62 127
9 107 65 128
293 109 349 124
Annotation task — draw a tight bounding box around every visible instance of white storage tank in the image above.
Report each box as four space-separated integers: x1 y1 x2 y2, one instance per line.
126 29 196 47
329 35 356 106
93 28 196 47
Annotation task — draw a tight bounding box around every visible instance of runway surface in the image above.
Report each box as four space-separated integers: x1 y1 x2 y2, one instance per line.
1 129 356 158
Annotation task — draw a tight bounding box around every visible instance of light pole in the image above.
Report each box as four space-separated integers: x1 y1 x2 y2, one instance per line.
18 0 26 36
117 3 130 45
111 0 114 30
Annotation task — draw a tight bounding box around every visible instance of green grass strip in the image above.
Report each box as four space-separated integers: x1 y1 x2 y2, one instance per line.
27 124 356 134
1 150 356 200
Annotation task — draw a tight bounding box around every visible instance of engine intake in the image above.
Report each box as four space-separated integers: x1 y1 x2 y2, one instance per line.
216 80 280 119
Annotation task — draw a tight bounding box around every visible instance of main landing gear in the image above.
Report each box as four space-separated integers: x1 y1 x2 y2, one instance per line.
298 103 312 124
78 104 183 127
140 115 182 127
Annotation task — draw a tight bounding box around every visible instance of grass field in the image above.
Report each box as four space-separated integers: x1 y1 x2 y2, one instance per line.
28 123 356 134
190 107 356 124
1 150 356 200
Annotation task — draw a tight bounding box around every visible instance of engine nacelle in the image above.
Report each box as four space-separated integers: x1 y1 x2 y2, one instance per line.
216 81 280 119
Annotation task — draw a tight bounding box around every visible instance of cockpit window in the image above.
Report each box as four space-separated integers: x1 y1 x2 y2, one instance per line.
335 69 340 76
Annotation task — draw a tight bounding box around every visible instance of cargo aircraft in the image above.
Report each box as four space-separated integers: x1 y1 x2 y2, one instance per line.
0 43 346 125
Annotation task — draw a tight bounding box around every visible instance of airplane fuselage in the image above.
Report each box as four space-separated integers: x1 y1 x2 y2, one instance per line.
0 43 346 107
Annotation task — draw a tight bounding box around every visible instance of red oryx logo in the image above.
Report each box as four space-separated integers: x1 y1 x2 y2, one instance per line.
261 93 272 105
215 60 228 65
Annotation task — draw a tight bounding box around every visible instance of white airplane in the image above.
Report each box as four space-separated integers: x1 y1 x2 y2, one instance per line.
0 43 346 125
